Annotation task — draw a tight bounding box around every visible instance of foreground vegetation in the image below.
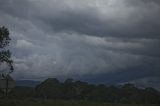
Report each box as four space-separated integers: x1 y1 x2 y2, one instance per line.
0 99 159 106
1 78 160 105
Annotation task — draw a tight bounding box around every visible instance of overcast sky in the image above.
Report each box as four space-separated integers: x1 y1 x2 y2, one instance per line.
0 0 160 89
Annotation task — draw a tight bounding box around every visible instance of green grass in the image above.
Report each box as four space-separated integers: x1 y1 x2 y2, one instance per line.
0 99 159 106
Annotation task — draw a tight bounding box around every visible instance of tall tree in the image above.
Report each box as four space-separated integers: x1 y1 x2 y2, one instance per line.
0 26 13 75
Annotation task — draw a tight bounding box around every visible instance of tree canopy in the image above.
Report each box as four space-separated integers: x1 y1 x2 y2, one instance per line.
34 78 160 104
0 26 13 74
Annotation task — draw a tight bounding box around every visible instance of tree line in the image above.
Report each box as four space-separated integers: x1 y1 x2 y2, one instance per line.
9 78 160 104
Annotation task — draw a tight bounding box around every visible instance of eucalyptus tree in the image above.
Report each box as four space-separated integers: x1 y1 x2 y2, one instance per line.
0 26 13 76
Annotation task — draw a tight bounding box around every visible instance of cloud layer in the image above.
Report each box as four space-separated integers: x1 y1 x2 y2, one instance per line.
0 0 160 88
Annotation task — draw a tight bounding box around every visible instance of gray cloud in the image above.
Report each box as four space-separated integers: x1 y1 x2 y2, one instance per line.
0 0 160 88
34 0 160 39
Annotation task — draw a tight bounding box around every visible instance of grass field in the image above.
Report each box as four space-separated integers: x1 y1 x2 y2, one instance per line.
0 99 159 106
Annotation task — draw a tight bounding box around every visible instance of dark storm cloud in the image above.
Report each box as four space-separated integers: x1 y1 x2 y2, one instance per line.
0 0 160 89
0 0 33 19
35 0 160 39
1 0 160 39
